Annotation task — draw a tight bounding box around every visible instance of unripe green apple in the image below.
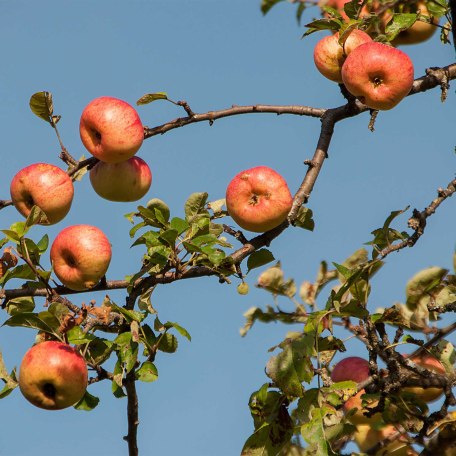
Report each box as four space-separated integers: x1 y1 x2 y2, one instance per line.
225 166 293 233
19 341 88 410
89 156 152 202
10 163 74 225
80 96 144 163
50 224 112 291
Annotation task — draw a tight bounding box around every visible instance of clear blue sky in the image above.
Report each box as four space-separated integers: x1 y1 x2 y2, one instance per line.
0 1 454 455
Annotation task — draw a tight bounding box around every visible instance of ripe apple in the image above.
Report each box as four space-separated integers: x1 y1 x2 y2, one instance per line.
331 356 370 383
89 156 152 202
314 30 372 83
50 224 112 291
331 357 381 424
19 341 88 410
225 166 293 233
403 354 446 402
393 2 438 46
10 163 74 225
341 41 414 110
79 96 144 163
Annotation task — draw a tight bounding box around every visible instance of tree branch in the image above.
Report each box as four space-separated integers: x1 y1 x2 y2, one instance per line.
123 370 139 456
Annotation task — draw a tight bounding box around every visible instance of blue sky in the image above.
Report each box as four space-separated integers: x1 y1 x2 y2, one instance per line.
0 1 454 455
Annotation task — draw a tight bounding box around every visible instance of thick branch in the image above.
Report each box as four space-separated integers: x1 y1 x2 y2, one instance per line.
124 371 139 456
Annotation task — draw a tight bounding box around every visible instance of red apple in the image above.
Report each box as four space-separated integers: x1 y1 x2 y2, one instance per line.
89 156 152 202
19 341 88 410
314 30 372 83
341 41 414 110
10 163 74 225
331 357 381 424
225 166 293 233
79 96 144 163
50 224 112 291
331 356 370 383
403 354 446 402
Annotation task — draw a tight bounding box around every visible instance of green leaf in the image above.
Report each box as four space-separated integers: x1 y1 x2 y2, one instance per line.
107 301 146 323
138 288 156 314
74 390 100 411
296 3 306 24
343 0 364 19
385 13 418 41
36 234 49 252
247 249 275 273
5 296 35 315
67 326 96 345
260 0 285 15
164 321 191 341
29 91 54 123
157 333 178 353
303 19 341 37
146 198 170 222
136 92 168 105
184 192 209 222
86 338 114 365
25 205 48 227
1 222 28 242
367 206 409 259
266 338 314 397
136 361 158 382
294 207 314 231
405 267 448 310
170 217 190 235
242 387 292 455
3 312 62 339
159 229 179 247
300 408 330 455
0 350 18 399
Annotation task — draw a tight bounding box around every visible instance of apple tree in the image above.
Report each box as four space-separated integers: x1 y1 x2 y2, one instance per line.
0 1 455 455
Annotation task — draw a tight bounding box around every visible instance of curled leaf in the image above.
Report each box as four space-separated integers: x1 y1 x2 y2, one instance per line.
29 91 54 123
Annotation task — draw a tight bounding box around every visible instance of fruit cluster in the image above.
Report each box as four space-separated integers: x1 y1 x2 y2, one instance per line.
11 95 297 410
312 0 442 110
330 355 446 455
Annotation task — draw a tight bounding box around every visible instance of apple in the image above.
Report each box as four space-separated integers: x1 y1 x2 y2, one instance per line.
341 41 414 110
89 156 152 202
331 356 370 383
225 166 293 233
403 354 446 402
354 424 382 452
314 30 372 83
393 2 438 46
19 341 88 410
79 96 144 163
331 357 381 424
10 163 74 225
50 224 112 291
